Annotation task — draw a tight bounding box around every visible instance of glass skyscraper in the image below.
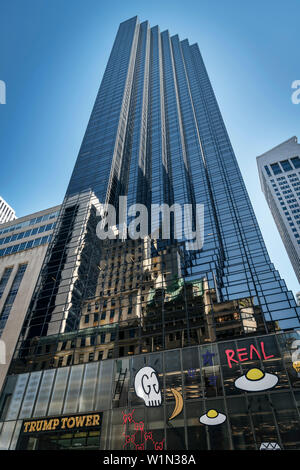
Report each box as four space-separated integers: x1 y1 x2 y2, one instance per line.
0 16 300 450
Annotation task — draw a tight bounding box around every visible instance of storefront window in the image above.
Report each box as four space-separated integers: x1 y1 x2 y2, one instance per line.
95 360 113 411
182 347 202 400
204 398 231 450
63 364 84 414
48 368 70 416
166 402 185 450
17 429 101 450
0 420 16 449
5 374 29 421
271 392 300 449
79 362 99 413
164 350 182 404
145 406 165 450
33 370 55 418
227 396 255 450
110 408 127 450
112 358 130 409
186 401 207 450
249 394 278 444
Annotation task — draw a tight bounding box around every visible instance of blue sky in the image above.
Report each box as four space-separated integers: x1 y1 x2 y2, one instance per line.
0 0 299 295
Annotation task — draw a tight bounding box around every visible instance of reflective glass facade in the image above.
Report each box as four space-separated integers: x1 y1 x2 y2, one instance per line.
1 16 300 450
0 330 300 450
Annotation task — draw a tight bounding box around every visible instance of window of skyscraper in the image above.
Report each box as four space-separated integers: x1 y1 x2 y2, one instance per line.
271 163 282 175
291 156 300 169
264 165 271 176
280 160 293 172
0 267 13 299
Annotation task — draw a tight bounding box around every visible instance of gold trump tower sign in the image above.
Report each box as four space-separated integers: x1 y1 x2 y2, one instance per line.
21 413 102 434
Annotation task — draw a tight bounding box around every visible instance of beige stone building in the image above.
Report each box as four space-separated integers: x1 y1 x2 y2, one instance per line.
0 205 60 391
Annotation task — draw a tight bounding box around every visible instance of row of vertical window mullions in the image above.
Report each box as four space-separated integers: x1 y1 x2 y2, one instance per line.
265 158 300 177
0 267 13 299
0 235 52 257
0 212 59 236
0 222 56 245
5 359 113 423
0 264 27 334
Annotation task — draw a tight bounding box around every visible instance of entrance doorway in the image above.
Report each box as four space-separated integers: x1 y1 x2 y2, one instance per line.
17 429 101 450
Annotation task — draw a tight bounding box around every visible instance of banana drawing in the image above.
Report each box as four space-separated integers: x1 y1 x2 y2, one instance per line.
168 388 183 420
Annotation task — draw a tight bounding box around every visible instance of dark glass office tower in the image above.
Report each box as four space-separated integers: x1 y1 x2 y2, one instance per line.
1 17 300 450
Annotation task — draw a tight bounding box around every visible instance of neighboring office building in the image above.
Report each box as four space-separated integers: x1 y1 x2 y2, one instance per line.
0 206 60 392
257 136 300 283
0 17 300 450
296 291 300 306
0 197 16 225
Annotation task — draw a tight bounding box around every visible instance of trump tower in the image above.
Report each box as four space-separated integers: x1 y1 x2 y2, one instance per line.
0 17 300 450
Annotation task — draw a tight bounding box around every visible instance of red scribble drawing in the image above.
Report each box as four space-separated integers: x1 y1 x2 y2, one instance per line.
134 421 144 432
122 410 135 424
136 443 145 450
122 409 165 450
154 440 164 451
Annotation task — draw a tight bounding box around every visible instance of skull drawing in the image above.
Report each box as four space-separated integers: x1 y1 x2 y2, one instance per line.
134 366 162 407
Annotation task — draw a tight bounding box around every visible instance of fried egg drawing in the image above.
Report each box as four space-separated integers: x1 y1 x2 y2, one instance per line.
199 409 227 426
234 368 278 392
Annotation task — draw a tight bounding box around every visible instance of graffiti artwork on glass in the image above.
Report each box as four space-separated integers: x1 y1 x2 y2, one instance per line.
133 365 184 420
225 341 275 368
122 409 164 450
168 388 183 420
259 442 281 450
134 366 162 407
202 350 215 366
293 361 300 373
199 409 227 426
208 375 217 386
234 368 278 392
291 333 300 376
187 368 196 378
